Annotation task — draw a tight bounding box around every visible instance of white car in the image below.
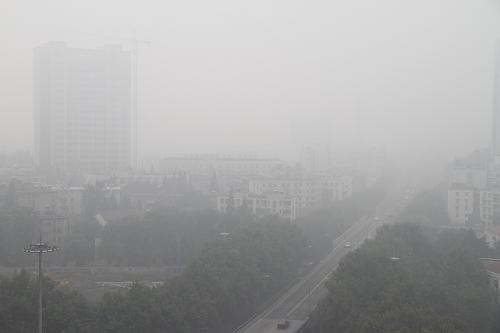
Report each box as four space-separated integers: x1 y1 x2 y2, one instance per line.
373 216 380 221
344 242 351 248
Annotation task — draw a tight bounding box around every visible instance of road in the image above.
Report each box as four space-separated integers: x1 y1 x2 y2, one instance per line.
234 187 411 333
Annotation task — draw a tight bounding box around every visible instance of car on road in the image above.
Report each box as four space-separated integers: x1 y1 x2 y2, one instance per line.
344 242 351 248
373 216 380 221
277 320 290 329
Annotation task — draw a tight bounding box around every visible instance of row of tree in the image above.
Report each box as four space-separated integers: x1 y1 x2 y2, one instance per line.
305 222 497 333
0 217 307 333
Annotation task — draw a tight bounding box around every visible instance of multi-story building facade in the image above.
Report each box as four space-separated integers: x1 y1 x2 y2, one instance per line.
447 187 475 225
300 145 332 176
1 180 84 246
160 155 287 192
323 176 353 201
249 178 321 213
6 180 85 217
216 191 296 221
449 165 488 189
249 176 353 215
34 42 132 174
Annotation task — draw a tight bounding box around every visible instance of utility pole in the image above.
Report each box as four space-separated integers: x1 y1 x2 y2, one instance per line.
24 234 58 333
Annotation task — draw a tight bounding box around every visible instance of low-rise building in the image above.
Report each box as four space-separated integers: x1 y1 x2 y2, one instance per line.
40 214 70 246
4 180 84 217
216 191 296 221
249 178 321 213
249 176 353 215
323 176 353 201
1 179 84 246
160 155 287 192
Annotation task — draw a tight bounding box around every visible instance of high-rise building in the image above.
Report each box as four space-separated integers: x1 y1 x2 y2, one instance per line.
34 42 132 174
493 42 500 164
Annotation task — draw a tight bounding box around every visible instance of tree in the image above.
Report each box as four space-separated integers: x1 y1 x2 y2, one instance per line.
306 223 495 333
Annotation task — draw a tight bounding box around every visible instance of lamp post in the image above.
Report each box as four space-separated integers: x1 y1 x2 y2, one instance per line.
24 235 58 333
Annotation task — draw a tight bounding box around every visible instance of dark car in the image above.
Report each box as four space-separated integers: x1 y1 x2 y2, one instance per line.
277 320 290 329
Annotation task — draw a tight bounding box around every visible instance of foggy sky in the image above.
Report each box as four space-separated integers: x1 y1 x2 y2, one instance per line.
2 0 500 162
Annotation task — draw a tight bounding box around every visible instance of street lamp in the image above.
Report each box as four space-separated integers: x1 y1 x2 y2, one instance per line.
24 235 58 333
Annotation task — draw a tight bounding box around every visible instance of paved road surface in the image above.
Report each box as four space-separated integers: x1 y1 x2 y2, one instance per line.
235 187 411 333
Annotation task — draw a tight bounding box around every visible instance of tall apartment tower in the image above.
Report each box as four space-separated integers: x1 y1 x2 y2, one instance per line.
34 42 132 174
493 42 500 164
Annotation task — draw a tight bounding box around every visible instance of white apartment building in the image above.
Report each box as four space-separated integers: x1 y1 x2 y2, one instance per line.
216 191 296 221
34 42 132 174
249 176 353 215
323 176 353 201
40 215 70 246
250 178 321 213
449 165 487 189
161 155 286 176
2 180 84 246
447 187 475 225
160 155 287 192
12 182 85 218
479 189 500 225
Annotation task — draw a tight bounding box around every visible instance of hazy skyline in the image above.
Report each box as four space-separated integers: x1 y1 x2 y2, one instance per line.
2 0 500 162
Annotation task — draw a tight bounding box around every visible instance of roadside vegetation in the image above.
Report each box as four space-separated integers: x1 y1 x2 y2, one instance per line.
305 223 496 333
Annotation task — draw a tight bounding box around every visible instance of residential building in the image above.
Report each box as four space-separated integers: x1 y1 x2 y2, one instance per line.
34 42 132 174
300 145 332 176
40 214 70 246
449 165 487 189
6 180 84 217
250 178 321 214
160 155 287 192
480 259 500 300
249 176 353 215
216 191 296 221
1 180 84 246
323 176 353 201
447 187 475 225
494 42 500 164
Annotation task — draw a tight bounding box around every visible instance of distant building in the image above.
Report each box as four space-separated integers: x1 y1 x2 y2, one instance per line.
249 176 353 215
6 180 85 217
323 176 353 201
446 47 500 228
1 180 84 246
34 42 132 174
250 178 321 214
216 191 296 221
160 155 287 192
493 42 500 164
447 187 475 225
300 145 332 176
449 165 487 189
40 214 70 247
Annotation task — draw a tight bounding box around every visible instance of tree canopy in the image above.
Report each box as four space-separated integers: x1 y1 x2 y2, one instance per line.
306 223 496 333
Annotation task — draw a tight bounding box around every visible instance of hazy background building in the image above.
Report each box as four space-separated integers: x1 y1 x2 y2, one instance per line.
34 42 132 174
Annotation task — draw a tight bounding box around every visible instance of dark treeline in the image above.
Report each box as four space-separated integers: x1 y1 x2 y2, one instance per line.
0 218 306 333
306 223 497 333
